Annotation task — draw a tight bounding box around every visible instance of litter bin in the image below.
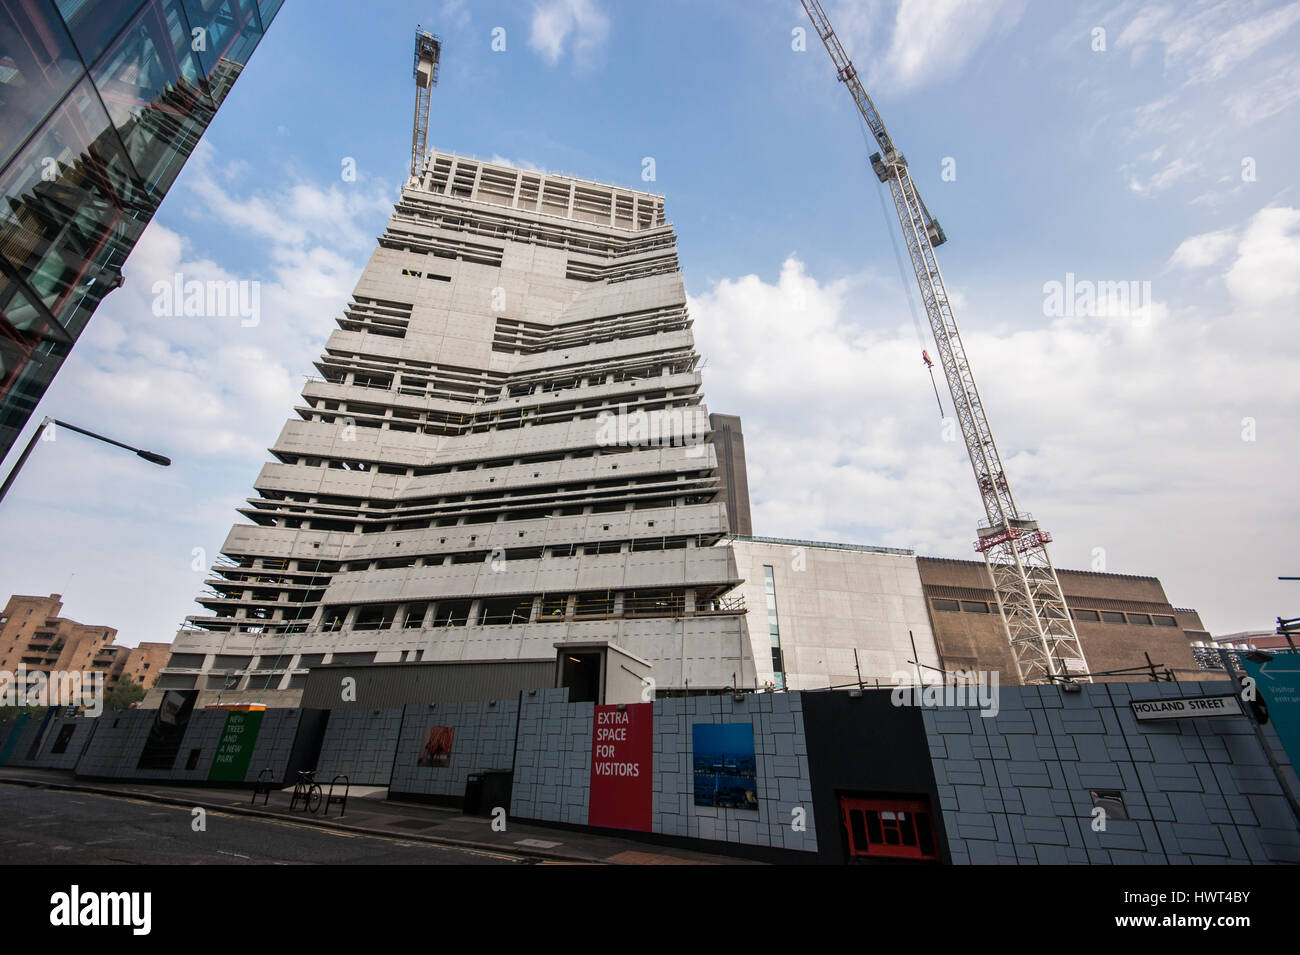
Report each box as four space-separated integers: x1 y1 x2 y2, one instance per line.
463 773 484 815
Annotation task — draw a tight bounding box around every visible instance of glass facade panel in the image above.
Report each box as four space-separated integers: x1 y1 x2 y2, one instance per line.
181 0 262 102
56 0 150 68
0 0 86 169
90 0 214 197
0 0 279 458
0 76 144 334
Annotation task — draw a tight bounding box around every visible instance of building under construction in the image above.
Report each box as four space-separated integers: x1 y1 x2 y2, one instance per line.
146 24 1217 707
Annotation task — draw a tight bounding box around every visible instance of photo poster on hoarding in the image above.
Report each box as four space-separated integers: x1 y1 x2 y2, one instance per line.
137 689 198 770
418 726 455 767
50 723 77 755
208 709 265 782
692 722 759 811
588 702 653 831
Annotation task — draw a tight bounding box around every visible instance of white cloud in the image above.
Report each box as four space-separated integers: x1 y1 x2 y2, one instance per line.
488 154 545 173
1224 206 1300 306
1223 55 1300 123
692 210 1300 635
829 0 1026 93
528 0 610 67
1116 0 1300 85
1169 227 1237 268
1127 156 1200 194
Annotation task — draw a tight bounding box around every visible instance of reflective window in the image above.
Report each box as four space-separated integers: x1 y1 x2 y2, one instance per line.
90 0 214 197
182 0 263 102
56 0 149 68
0 77 144 334
0 0 85 169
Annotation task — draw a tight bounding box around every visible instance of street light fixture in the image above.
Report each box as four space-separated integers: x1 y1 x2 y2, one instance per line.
0 416 171 504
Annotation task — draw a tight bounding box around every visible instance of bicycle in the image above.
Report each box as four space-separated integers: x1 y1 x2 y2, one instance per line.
289 769 323 813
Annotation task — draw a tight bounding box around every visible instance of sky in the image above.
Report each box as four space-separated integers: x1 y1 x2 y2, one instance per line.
2 0 1298 647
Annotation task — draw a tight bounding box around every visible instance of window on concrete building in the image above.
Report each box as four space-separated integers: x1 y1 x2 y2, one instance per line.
1101 611 1126 624
1153 615 1178 627
960 601 989 614
763 566 785 689
1126 614 1153 626
931 599 961 612
1072 609 1100 622
403 604 428 628
574 592 614 617
353 605 395 630
840 796 939 861
431 599 473 628
478 596 533 625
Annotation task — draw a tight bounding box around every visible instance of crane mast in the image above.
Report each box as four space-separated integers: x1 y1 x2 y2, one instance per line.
801 0 1090 684
411 27 442 180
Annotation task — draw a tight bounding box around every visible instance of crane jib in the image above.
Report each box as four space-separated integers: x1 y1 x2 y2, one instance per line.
800 0 1092 685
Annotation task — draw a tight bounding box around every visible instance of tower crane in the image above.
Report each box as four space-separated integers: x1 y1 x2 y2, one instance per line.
801 0 1090 685
410 27 442 180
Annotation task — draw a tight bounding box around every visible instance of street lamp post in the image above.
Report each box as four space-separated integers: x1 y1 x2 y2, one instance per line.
0 416 171 504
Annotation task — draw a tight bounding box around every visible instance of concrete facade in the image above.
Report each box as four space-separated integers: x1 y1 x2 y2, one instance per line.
727 537 941 690
156 152 751 705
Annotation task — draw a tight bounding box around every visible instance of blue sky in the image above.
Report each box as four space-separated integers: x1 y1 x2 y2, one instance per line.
2 0 1298 646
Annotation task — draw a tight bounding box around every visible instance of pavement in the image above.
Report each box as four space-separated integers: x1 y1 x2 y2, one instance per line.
0 768 756 865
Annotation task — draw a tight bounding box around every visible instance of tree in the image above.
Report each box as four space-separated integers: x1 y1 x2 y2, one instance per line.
104 674 145 711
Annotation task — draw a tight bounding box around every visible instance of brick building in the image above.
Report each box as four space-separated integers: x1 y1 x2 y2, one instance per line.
0 594 169 693
917 558 1205 682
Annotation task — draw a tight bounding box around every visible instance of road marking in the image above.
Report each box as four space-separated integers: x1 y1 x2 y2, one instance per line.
515 838 562 848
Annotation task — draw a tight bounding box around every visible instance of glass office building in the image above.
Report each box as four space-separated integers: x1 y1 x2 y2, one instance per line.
0 0 283 460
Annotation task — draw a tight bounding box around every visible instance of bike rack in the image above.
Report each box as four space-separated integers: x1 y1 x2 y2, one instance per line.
251 768 274 806
324 774 350 817
289 769 318 812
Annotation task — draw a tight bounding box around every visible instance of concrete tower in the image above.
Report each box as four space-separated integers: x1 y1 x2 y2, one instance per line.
155 152 753 705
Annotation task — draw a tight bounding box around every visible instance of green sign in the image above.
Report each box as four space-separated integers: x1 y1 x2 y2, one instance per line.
208 710 265 782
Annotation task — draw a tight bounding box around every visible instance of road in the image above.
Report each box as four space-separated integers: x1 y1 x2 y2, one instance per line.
0 786 521 865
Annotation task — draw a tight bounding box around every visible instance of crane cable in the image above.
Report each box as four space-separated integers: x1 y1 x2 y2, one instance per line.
857 110 945 420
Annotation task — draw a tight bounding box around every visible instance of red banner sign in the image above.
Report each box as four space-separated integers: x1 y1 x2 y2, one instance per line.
588 702 653 831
